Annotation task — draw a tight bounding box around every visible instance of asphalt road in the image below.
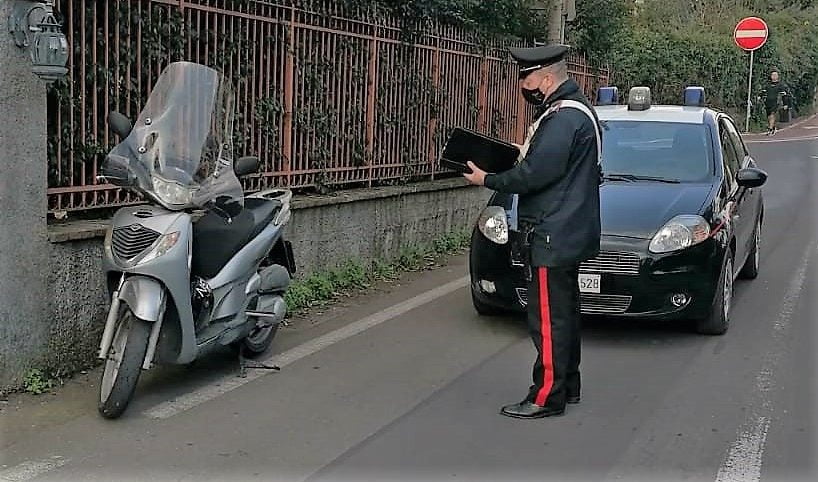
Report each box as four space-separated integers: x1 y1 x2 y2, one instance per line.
1 123 817 482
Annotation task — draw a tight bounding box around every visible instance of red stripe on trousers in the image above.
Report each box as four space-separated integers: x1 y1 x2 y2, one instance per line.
535 267 554 406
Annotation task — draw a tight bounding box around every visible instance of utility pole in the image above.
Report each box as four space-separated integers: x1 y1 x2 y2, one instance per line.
548 0 563 44
532 0 574 44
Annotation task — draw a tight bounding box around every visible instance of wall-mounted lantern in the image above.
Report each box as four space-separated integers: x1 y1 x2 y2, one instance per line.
7 0 68 82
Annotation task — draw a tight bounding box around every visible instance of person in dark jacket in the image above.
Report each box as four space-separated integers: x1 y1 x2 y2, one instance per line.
463 44 602 419
760 70 791 136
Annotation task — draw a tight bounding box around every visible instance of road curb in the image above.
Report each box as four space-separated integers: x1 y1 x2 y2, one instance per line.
743 113 818 139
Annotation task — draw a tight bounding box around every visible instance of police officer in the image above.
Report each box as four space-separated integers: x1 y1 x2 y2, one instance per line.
463 44 601 419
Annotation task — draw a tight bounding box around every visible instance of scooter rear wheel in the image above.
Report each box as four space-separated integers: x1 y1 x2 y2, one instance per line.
236 318 280 358
98 308 151 419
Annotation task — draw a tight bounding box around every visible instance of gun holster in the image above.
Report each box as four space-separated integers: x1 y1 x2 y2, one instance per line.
520 222 535 283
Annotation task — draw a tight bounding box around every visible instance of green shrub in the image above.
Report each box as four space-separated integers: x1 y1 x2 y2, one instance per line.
23 369 54 395
573 1 818 121
284 229 470 314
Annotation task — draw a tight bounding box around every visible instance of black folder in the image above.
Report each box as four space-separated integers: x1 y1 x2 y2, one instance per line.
439 127 520 174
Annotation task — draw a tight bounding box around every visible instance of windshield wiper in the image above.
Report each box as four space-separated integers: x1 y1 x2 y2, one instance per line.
603 173 681 184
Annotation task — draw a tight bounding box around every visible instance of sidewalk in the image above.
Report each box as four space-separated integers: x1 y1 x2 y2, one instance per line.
743 113 818 142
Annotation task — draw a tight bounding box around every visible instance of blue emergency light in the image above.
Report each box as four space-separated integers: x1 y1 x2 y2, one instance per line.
684 87 706 107
596 86 619 106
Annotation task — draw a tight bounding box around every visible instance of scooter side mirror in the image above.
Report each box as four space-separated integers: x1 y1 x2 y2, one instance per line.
234 156 260 177
99 154 133 186
108 112 133 139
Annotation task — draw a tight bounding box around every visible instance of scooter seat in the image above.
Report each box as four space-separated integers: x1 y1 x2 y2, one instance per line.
191 199 282 279
244 198 281 240
192 207 255 279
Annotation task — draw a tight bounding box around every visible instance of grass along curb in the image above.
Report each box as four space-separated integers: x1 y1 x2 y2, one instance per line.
284 230 472 314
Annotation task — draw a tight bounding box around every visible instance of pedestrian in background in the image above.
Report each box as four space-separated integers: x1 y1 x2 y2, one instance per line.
760 69 791 136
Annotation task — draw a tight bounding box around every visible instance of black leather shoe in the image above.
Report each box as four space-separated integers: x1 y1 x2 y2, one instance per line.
567 395 581 404
500 401 565 419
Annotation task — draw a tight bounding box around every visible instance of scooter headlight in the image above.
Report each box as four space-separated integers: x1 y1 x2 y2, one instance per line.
152 177 193 207
478 206 509 245
140 231 181 264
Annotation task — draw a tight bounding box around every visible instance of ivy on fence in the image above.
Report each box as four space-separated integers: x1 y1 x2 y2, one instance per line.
46 0 602 216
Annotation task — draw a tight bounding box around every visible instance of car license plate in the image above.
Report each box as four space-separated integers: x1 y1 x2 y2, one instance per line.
578 273 601 294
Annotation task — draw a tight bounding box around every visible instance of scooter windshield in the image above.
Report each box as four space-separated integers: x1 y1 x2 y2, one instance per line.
106 62 243 210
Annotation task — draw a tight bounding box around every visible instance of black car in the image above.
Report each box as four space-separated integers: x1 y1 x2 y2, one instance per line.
470 87 768 335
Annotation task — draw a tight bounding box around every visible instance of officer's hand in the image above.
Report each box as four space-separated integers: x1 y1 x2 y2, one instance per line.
463 161 487 186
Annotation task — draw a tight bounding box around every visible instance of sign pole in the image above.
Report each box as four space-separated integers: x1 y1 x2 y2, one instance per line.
734 16 768 132
745 49 754 133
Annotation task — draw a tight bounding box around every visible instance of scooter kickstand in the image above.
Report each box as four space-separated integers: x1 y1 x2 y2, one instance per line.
238 344 280 378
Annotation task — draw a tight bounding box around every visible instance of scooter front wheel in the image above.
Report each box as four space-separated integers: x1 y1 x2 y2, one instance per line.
98 308 151 419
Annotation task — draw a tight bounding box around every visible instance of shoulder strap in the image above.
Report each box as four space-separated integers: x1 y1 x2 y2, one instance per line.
518 100 603 166
557 100 602 166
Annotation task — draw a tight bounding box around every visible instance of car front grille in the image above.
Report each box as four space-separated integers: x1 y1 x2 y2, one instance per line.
515 289 632 315
112 224 161 260
579 294 632 315
580 251 640 275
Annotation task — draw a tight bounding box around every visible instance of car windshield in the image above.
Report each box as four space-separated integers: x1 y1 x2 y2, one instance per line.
601 121 713 183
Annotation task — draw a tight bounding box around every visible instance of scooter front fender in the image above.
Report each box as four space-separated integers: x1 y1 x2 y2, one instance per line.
119 276 166 322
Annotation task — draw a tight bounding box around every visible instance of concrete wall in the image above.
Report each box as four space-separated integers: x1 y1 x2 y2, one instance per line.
3 180 489 389
0 2 51 391
287 180 489 274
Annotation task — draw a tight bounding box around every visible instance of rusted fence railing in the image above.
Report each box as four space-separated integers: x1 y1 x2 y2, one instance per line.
47 0 608 215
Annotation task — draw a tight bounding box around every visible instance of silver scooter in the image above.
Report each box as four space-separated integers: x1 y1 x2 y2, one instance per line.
96 62 296 419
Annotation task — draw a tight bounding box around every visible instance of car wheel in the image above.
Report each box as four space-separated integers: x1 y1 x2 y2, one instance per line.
472 289 505 316
739 218 761 280
695 253 734 336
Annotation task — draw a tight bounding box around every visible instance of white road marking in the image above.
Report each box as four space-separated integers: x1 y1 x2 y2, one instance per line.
715 417 770 482
715 241 815 482
0 456 67 482
144 276 470 419
745 135 818 144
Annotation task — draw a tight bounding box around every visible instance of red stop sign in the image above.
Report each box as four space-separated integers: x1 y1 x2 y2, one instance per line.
734 17 769 51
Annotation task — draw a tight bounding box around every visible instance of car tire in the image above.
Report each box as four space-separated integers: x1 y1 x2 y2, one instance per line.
472 289 505 316
695 253 734 336
739 218 761 280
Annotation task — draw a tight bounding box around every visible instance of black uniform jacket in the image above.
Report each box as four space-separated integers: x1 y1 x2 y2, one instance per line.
485 79 601 268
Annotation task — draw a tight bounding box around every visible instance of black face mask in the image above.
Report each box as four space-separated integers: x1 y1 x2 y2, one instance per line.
522 87 546 106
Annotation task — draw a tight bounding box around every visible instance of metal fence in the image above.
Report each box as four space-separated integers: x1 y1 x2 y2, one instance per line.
48 0 609 214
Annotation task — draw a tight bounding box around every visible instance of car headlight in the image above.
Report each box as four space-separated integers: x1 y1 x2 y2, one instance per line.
649 215 711 254
478 206 509 245
152 177 193 206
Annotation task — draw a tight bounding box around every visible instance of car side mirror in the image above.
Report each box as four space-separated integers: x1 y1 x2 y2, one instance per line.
737 167 768 189
108 112 133 139
234 156 260 177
